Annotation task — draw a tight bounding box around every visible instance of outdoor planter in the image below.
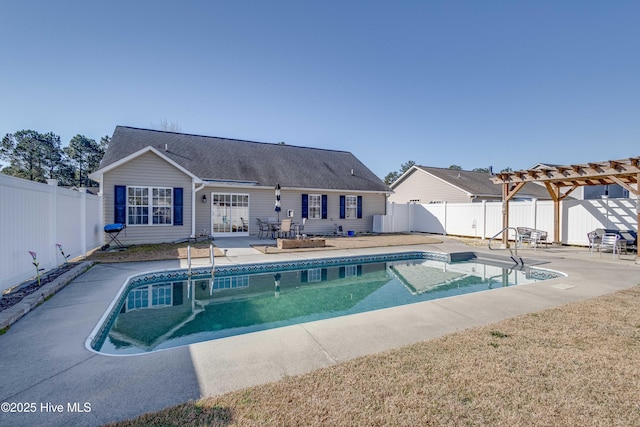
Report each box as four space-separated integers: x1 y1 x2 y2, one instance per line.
277 238 325 249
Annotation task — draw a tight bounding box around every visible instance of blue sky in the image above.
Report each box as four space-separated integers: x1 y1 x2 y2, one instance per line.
1 1 638 179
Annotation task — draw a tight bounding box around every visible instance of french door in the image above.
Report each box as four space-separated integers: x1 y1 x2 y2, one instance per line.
211 193 249 236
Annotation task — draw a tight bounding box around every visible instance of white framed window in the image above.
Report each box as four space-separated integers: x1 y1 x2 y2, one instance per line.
345 195 358 219
127 186 172 225
309 194 322 219
127 187 148 225
152 188 172 225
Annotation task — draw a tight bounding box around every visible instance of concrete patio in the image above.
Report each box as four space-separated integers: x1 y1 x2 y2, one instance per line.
0 237 638 426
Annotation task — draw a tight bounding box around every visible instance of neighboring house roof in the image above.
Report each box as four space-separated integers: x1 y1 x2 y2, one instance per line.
530 162 561 169
395 166 554 200
94 126 390 192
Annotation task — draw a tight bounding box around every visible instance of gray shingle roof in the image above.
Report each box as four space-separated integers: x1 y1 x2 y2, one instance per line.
414 166 554 199
100 126 390 192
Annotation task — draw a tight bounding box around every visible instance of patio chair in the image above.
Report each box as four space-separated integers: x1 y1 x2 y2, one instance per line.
599 233 622 259
279 219 292 239
529 230 542 250
587 230 600 254
516 227 532 247
256 218 270 239
267 217 280 238
295 218 307 238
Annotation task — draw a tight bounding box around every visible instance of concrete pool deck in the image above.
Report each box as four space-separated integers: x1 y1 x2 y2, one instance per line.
0 238 638 426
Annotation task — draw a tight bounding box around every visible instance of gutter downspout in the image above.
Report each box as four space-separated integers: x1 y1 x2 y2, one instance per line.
192 180 206 238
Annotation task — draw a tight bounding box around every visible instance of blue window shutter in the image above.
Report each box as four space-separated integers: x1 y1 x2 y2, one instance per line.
321 195 327 219
114 185 126 224
357 196 363 219
172 282 183 306
339 195 345 219
174 187 183 225
302 194 308 218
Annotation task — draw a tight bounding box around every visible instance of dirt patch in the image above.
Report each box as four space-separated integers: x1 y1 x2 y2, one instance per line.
84 233 443 262
86 241 224 263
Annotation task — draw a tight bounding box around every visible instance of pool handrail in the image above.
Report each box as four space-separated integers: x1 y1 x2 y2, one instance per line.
187 244 215 277
488 227 523 266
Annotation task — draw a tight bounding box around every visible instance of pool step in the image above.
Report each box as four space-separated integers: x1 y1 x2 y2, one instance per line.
448 251 548 270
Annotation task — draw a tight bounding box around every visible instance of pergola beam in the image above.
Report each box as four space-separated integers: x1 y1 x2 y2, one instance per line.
492 157 640 187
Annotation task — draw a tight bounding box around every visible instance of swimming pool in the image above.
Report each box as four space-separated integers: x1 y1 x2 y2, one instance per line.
88 251 564 355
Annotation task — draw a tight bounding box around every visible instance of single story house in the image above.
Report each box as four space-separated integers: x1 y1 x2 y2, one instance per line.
89 126 391 244
388 165 553 204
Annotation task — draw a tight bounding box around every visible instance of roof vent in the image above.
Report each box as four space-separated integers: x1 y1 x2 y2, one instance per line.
457 172 461 178
351 169 354 176
164 144 168 152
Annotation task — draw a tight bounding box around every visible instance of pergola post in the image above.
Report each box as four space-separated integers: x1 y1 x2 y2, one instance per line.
637 172 639 263
502 183 509 247
500 181 526 248
543 183 561 244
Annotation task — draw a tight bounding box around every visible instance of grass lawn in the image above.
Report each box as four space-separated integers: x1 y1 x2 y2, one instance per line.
106 285 640 426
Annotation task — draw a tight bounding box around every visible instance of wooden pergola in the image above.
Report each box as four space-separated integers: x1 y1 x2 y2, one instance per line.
490 156 640 260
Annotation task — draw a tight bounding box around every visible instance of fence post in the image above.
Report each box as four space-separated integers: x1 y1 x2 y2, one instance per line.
443 201 447 235
481 200 487 239
532 198 538 230
47 179 58 269
79 187 87 256
98 191 104 248
390 202 395 233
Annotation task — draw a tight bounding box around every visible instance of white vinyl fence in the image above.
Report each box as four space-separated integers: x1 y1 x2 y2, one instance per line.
375 198 638 246
1 174 103 292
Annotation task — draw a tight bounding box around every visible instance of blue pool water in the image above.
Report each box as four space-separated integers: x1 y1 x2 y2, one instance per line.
89 251 563 355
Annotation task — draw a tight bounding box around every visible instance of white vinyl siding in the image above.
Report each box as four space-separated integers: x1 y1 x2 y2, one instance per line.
102 151 191 244
197 187 386 238
389 170 472 204
101 151 388 243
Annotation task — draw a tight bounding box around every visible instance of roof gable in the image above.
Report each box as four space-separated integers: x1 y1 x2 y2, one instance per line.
89 145 200 182
96 126 389 192
398 165 553 199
